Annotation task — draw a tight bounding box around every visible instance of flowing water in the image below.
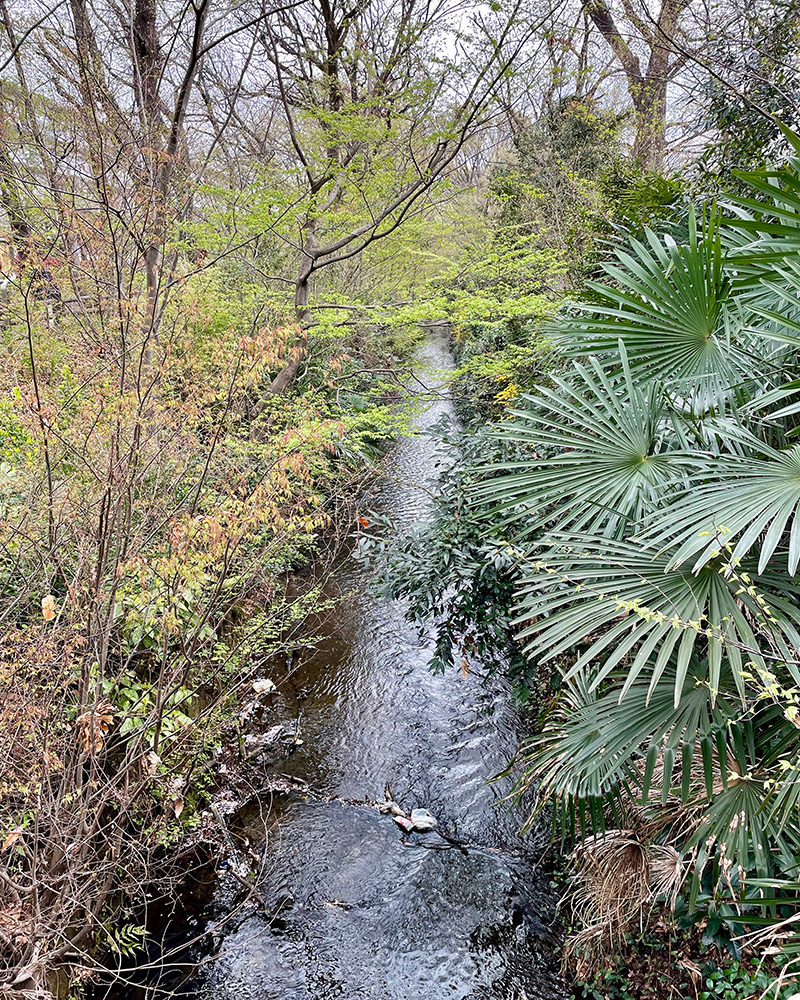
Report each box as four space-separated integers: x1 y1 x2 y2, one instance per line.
178 329 566 1000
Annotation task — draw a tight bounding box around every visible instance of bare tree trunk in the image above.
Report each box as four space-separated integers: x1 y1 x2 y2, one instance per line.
582 0 689 173
631 78 669 172
139 0 209 363
257 223 316 407
265 268 312 397
0 111 32 257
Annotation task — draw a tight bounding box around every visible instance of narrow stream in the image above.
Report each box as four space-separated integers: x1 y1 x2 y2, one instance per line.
183 329 565 999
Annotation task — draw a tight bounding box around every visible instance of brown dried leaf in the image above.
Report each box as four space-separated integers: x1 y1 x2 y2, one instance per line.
678 958 702 982
75 702 115 753
1 828 21 852
41 594 56 622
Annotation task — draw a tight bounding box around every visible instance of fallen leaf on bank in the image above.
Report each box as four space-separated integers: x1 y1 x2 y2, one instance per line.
677 958 701 982
1 829 22 852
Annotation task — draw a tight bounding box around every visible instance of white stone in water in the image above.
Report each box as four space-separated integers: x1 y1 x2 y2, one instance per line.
409 808 438 832
252 678 277 696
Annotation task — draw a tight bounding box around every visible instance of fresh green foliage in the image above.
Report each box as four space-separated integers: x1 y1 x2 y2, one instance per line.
696 962 792 1000
576 953 794 1000
451 328 561 422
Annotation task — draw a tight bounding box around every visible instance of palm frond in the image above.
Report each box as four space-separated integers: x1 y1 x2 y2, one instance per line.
515 535 800 704
518 666 734 804
478 143 800 963
479 357 680 538
553 212 744 385
645 443 800 575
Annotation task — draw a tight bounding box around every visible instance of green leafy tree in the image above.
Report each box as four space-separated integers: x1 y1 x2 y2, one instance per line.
698 0 800 185
249 0 531 400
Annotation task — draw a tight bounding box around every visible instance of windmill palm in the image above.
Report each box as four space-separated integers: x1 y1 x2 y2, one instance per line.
479 142 800 964
476 355 680 540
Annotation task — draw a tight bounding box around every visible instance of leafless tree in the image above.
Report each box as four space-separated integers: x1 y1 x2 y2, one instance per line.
581 0 695 171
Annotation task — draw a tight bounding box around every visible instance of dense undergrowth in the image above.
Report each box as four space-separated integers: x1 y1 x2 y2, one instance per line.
2 2 798 992
0 261 421 993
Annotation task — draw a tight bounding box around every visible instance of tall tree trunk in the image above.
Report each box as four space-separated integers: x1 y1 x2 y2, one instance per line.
0 113 32 259
582 0 689 173
258 222 316 406
138 0 208 363
264 275 311 397
631 78 668 172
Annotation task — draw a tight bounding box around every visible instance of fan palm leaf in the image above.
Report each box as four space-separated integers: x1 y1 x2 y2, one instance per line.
689 778 776 877
522 667 737 803
522 666 797 880
552 213 745 385
645 442 800 575
479 356 680 538
475 140 800 957
515 535 800 705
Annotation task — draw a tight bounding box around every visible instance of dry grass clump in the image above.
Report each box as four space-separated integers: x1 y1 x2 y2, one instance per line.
564 821 688 979
561 741 737 980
